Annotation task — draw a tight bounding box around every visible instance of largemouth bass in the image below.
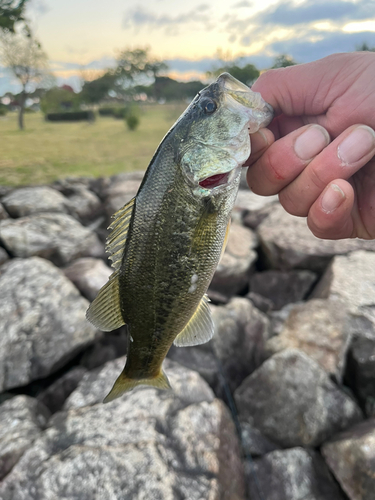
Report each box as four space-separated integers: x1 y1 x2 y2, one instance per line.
87 73 273 402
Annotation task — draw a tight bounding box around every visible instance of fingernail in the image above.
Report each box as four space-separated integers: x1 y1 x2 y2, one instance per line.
321 184 345 213
294 125 330 160
337 125 375 165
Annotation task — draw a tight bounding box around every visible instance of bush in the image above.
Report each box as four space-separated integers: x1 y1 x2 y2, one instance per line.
45 111 95 122
0 105 7 116
98 107 115 116
126 114 140 131
113 107 127 119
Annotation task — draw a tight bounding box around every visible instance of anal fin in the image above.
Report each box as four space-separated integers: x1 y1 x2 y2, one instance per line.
173 294 214 347
103 369 171 403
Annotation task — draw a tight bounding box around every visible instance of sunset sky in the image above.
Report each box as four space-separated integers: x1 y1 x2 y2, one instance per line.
1 0 375 93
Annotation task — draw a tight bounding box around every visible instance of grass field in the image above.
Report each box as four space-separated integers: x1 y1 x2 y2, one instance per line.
0 103 186 186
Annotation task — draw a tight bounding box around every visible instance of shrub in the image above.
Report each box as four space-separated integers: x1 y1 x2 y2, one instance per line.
98 107 115 116
126 114 140 131
45 111 95 122
0 105 7 116
113 107 127 119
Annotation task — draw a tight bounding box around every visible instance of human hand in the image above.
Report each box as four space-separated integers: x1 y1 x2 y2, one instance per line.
246 52 375 240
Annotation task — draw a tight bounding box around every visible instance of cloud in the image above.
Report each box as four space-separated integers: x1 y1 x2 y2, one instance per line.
270 30 375 62
122 4 213 33
254 0 375 27
233 1 253 8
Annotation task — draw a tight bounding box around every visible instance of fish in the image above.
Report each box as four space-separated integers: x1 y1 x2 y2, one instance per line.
86 73 273 402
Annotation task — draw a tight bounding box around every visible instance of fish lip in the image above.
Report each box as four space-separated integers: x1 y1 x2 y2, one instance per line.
197 167 240 193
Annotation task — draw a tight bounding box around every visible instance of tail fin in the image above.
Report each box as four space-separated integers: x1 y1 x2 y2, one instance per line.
103 369 171 403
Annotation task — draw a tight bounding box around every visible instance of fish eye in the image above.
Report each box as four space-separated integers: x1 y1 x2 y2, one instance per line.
201 98 217 114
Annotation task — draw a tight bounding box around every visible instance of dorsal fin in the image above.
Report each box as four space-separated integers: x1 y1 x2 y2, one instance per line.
86 271 125 331
173 295 214 347
106 197 135 270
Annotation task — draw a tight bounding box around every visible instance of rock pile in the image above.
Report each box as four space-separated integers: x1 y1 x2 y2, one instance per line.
0 173 374 500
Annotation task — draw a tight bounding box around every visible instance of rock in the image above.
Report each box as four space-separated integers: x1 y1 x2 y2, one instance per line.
210 223 258 297
80 331 128 370
0 213 103 266
313 250 375 339
234 189 279 228
246 291 274 313
0 257 98 391
264 299 352 381
1 186 69 217
0 247 9 265
168 298 270 398
104 176 142 216
66 185 103 223
258 205 375 271
235 349 362 447
210 298 270 392
0 202 9 219
37 367 87 414
247 447 347 500
63 257 112 301
249 269 317 310
0 395 50 480
240 422 279 457
0 359 246 500
322 418 375 500
346 335 375 417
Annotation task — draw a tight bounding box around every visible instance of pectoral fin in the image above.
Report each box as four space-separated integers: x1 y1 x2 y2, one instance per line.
86 271 124 331
103 369 171 403
173 294 214 347
220 219 231 260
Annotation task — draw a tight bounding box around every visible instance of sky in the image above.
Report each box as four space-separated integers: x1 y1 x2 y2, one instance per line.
1 0 375 94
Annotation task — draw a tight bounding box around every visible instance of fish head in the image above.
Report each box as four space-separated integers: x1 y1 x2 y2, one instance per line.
176 72 273 196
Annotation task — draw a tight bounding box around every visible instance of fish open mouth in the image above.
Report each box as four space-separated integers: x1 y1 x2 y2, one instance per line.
199 172 230 189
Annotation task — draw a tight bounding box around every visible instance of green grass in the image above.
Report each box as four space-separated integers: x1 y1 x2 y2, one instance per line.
0 103 186 186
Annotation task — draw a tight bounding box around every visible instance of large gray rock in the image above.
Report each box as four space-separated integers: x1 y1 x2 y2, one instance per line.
249 269 317 310
0 213 103 266
63 257 112 302
210 223 258 297
234 189 279 229
168 298 270 397
247 448 346 500
65 185 103 223
37 367 87 414
0 358 246 500
264 299 352 381
314 250 375 339
235 349 362 447
347 335 375 417
1 186 70 217
258 205 375 271
0 202 9 219
0 257 98 391
322 419 375 500
0 396 50 480
103 172 143 216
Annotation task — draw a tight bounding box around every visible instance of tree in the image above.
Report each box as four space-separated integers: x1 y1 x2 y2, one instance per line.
356 42 375 52
80 71 117 104
208 62 259 87
0 30 50 129
113 46 168 97
271 54 297 68
0 0 28 33
40 86 80 114
207 51 259 87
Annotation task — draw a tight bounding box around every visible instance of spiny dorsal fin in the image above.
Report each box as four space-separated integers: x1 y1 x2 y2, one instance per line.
106 197 135 270
86 271 124 331
173 294 214 347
